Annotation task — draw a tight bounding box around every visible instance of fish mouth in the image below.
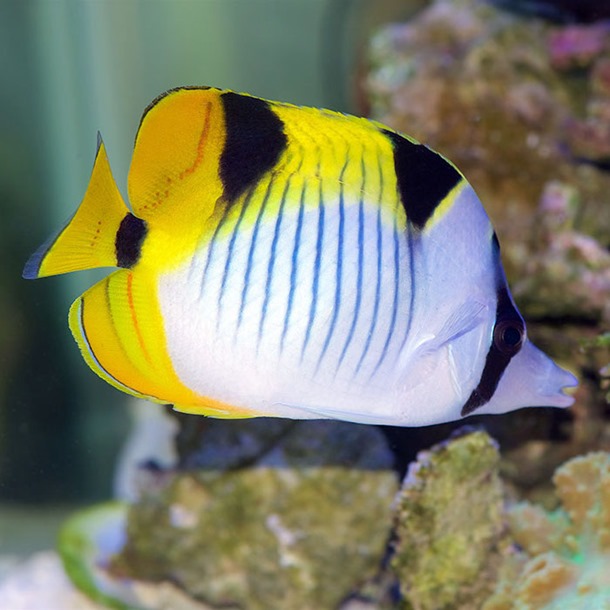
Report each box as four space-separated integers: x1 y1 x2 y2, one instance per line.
540 368 578 407
535 351 578 408
479 339 579 415
542 388 575 408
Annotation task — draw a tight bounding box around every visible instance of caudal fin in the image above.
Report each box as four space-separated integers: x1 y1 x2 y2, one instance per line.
23 135 130 279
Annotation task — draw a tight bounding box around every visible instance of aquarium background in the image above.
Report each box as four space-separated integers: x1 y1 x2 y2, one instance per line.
0 0 415 551
1 0 609 607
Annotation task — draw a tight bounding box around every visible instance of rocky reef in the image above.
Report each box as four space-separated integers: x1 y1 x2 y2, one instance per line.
485 451 610 609
106 420 399 610
392 432 610 610
392 430 510 609
49 429 610 610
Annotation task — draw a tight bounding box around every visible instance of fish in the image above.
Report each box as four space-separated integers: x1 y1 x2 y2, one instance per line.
23 86 577 426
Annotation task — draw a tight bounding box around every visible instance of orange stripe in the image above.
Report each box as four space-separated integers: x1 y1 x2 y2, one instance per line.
179 101 212 179
126 273 152 365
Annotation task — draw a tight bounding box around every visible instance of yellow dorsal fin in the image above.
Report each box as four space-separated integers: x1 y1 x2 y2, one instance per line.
127 87 226 222
23 136 129 279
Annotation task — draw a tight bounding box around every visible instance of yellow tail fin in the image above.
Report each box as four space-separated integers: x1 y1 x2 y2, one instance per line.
23 135 130 279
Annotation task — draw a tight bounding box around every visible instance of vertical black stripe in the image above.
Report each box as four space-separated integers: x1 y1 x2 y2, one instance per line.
116 213 147 268
383 130 462 231
461 284 525 416
220 92 288 202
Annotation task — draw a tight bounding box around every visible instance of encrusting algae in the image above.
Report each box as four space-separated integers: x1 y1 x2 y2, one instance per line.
52 428 610 609
392 430 512 610
485 452 610 610
391 431 610 610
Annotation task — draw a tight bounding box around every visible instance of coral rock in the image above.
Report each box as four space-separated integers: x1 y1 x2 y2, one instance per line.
110 421 399 610
488 452 610 609
392 429 510 609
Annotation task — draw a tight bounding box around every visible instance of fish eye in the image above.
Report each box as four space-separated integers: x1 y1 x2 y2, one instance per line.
493 319 524 355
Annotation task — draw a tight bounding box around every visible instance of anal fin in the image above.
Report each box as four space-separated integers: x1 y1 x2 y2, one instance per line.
70 269 257 418
69 270 197 406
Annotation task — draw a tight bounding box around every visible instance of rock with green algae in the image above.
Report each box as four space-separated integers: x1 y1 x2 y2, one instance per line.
484 451 610 610
392 429 512 610
109 420 399 610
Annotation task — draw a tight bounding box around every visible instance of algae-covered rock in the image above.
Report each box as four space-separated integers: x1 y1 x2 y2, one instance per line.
110 420 399 610
55 425 610 610
392 429 510 609
393 435 610 610
485 452 610 609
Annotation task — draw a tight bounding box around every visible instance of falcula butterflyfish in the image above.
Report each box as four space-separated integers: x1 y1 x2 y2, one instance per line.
23 87 577 426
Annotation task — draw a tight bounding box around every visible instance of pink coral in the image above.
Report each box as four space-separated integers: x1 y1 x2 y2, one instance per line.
547 23 610 70
514 180 610 324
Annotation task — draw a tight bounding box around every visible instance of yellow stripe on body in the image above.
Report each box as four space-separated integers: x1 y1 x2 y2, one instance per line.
68 269 253 417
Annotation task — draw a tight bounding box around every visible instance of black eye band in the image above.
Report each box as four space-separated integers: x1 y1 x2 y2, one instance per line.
460 286 525 416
